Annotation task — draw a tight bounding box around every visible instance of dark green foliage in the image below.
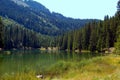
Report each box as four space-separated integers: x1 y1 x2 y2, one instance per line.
0 0 94 36
89 30 97 52
61 34 68 50
58 15 120 52
0 17 4 48
115 0 120 52
117 0 120 13
2 18 55 49
57 0 120 52
115 26 120 53
1 0 120 51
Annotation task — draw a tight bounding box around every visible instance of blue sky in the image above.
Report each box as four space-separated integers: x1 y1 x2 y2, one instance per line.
35 0 117 20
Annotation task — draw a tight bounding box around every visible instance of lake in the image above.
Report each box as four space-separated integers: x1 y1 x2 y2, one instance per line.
0 50 102 77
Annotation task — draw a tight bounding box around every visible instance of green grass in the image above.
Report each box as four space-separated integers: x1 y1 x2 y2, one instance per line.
1 54 120 80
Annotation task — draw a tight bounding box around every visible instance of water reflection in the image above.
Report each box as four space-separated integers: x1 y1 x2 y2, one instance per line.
0 50 102 76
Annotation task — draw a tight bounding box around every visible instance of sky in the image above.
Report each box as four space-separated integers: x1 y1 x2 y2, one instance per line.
34 0 117 20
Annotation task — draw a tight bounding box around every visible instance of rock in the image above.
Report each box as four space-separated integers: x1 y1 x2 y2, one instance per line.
108 47 115 53
53 47 59 51
6 51 11 55
75 49 80 53
103 47 115 53
48 47 52 51
105 51 109 53
0 48 2 51
40 47 46 51
13 48 16 50
36 74 43 79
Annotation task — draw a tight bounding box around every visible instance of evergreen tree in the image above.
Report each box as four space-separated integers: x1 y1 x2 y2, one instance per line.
115 35 120 53
115 25 120 53
61 34 68 50
117 0 120 12
96 21 103 51
0 17 4 48
67 33 72 50
89 29 97 52
72 31 78 50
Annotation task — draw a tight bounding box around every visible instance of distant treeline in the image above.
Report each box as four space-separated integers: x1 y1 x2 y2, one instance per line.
56 14 120 52
0 17 56 49
0 1 120 52
55 1 120 52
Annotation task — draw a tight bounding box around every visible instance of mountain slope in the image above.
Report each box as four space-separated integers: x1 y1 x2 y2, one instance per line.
0 0 96 35
2 16 54 49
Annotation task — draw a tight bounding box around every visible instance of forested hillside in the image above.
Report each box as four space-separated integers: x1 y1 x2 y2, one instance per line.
0 17 56 49
0 0 94 35
57 1 120 52
0 0 119 51
0 0 97 49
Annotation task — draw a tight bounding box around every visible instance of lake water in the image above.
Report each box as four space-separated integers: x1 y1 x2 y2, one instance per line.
0 50 102 76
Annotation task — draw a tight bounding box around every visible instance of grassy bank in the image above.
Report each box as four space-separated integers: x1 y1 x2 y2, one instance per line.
1 54 120 80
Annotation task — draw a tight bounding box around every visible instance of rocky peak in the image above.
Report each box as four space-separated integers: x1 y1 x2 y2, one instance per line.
11 0 29 7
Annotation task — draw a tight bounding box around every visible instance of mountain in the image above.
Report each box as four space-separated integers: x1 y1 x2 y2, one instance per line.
0 0 97 35
2 17 55 49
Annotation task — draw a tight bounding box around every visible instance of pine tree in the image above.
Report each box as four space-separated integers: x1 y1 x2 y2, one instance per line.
114 1 120 53
117 0 120 12
96 21 103 51
115 25 120 53
61 34 68 50
0 17 4 48
89 30 97 52
116 0 120 18
67 33 72 50
115 35 120 53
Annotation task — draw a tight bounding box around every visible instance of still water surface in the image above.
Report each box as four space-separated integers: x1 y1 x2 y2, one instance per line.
0 50 102 76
